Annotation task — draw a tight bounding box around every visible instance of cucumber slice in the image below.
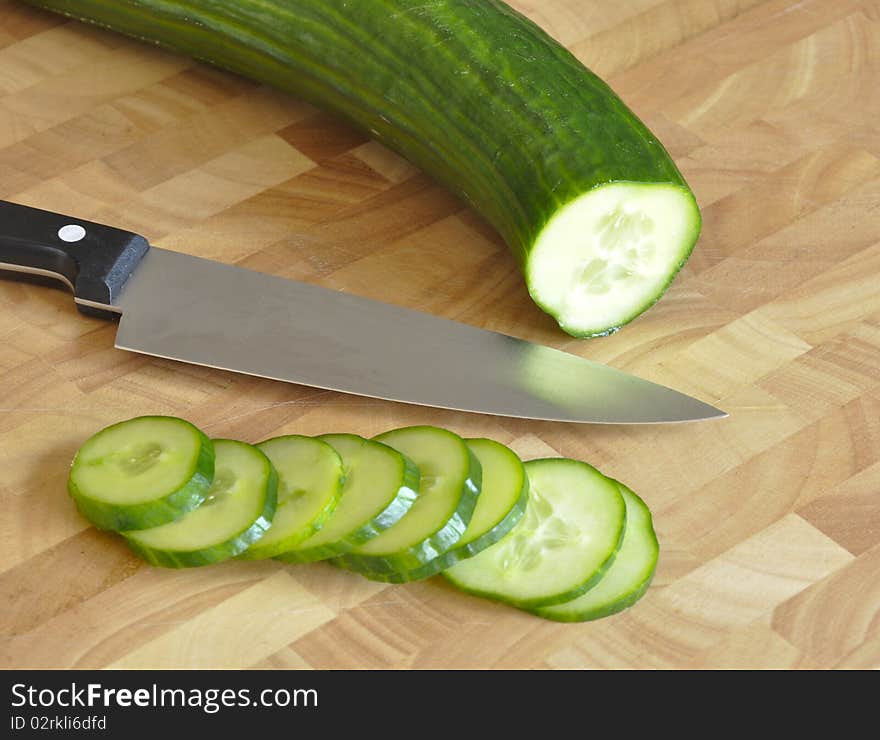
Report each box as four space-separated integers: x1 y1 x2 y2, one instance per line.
67 415 214 532
534 482 658 622
333 425 481 582
344 437 525 577
441 438 528 563
237 435 343 560
124 439 277 568
274 434 419 563
444 458 626 609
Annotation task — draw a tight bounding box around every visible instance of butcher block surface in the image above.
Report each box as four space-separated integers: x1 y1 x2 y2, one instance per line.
1 0 879 670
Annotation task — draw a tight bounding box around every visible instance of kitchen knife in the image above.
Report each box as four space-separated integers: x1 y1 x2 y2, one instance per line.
0 200 725 424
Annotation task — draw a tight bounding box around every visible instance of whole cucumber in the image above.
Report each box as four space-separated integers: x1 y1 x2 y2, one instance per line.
25 0 701 337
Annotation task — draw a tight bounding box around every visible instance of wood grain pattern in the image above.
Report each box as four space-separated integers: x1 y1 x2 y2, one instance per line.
1 0 878 669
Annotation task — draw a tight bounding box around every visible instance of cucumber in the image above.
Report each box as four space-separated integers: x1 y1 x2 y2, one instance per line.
444 458 626 609
274 434 419 563
237 435 343 560
333 425 481 582
344 437 524 577
67 415 214 532
534 482 658 622
441 438 529 563
124 438 277 567
24 0 700 337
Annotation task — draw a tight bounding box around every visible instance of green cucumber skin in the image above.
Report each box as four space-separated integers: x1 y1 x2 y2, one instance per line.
23 0 699 337
275 438 420 564
332 428 482 581
124 442 279 568
68 418 215 532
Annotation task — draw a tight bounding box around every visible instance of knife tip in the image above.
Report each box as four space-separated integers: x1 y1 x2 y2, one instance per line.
693 401 729 422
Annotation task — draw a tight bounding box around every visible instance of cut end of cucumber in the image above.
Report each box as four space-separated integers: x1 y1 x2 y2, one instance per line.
527 183 701 337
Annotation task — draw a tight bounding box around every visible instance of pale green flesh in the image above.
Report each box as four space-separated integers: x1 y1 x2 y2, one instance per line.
240 435 343 558
352 427 475 556
69 416 204 505
535 483 658 622
276 434 418 558
125 439 271 551
454 438 527 550
528 183 700 337
444 458 625 608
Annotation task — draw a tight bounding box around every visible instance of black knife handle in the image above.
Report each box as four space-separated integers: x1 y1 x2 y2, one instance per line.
0 200 149 315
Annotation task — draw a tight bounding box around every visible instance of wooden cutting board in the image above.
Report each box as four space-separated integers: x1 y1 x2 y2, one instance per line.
1 0 878 670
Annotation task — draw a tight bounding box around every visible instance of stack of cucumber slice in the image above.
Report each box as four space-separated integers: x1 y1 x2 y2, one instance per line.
67 416 658 622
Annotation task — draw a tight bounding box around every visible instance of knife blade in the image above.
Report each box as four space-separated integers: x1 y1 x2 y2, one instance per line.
0 200 725 424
